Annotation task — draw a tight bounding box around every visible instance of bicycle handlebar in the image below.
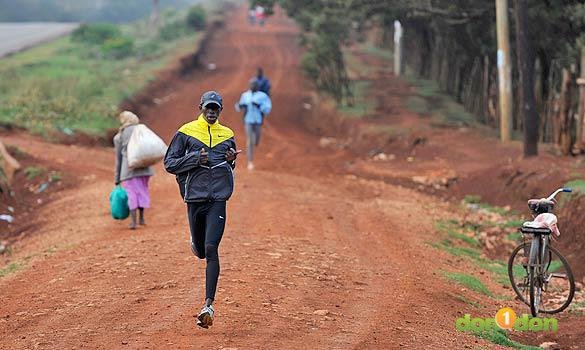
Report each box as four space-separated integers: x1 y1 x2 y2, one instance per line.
546 188 572 201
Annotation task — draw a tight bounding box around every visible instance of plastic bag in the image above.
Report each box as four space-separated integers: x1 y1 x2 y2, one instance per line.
110 185 129 220
127 124 168 169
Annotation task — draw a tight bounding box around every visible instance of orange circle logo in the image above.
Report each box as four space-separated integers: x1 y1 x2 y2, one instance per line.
495 307 517 329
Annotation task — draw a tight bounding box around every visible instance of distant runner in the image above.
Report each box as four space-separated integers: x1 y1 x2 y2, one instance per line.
163 91 240 329
255 67 271 96
236 79 272 170
255 5 266 26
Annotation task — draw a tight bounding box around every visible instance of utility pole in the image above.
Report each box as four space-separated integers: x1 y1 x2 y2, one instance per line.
394 20 402 76
576 47 585 153
514 0 538 156
496 0 513 141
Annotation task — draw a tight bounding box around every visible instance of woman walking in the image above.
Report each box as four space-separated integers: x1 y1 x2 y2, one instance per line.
114 111 154 229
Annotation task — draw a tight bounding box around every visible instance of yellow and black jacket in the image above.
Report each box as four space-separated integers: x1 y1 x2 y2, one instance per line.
164 115 236 202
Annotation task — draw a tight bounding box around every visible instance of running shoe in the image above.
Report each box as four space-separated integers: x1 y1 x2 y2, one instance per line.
196 305 214 328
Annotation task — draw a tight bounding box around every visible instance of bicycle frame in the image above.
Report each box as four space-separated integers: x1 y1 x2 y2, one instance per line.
525 188 571 315
528 234 550 277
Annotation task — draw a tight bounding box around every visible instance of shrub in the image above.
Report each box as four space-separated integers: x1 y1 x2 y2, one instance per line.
100 36 134 58
159 20 188 41
24 166 45 180
186 5 206 30
72 23 121 45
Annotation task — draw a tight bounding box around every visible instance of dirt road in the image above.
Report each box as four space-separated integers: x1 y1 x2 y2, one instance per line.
0 7 544 350
0 23 78 58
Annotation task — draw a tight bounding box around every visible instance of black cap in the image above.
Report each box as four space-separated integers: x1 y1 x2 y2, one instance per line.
200 90 223 108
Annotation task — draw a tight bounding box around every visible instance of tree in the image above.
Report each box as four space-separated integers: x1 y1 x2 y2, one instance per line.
150 0 160 29
514 0 538 156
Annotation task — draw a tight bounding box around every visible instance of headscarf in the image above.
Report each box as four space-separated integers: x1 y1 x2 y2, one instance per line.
118 111 139 132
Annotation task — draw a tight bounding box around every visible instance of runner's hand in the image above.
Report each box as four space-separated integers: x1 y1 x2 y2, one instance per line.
226 148 241 162
199 148 208 165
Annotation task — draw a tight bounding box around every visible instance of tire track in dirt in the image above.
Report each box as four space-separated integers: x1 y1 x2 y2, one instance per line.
0 6 509 350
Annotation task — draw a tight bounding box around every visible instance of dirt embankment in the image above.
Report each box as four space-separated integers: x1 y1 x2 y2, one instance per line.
300 45 585 283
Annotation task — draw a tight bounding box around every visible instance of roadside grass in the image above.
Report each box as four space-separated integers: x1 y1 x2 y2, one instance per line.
433 218 515 294
0 261 26 278
447 292 482 308
338 45 380 118
360 42 392 61
344 48 375 79
443 271 494 297
337 79 376 118
0 243 78 279
24 166 45 180
436 220 480 247
474 329 540 350
463 194 516 216
403 72 477 128
564 179 585 194
49 171 62 183
0 8 206 137
406 96 430 115
569 300 585 315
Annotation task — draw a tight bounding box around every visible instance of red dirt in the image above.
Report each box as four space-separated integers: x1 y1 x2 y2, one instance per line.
1 6 584 350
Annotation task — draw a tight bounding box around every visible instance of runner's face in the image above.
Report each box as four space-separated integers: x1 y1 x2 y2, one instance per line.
201 103 221 123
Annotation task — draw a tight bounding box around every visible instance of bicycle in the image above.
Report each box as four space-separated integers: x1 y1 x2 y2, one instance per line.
507 188 575 317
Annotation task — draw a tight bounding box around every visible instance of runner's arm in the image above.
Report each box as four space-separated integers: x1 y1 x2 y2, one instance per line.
260 94 272 116
164 132 202 174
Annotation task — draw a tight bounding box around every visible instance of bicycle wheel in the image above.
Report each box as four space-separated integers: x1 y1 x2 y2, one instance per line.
508 243 530 305
529 265 540 316
508 242 575 314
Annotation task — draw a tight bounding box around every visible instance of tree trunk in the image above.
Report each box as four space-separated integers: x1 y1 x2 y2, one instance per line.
575 48 585 153
557 68 574 155
150 0 160 30
514 0 538 156
482 55 490 123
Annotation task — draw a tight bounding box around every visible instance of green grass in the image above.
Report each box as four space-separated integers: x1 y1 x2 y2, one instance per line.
464 195 483 204
434 218 516 288
344 49 375 79
435 220 480 247
0 262 25 278
24 166 45 180
338 80 376 118
449 292 482 308
475 259 513 285
473 328 540 350
506 232 522 241
463 194 514 215
502 219 524 229
360 42 393 60
403 72 479 127
48 171 62 183
569 300 585 315
564 179 585 194
406 96 430 114
443 271 494 297
432 239 482 259
0 11 204 137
